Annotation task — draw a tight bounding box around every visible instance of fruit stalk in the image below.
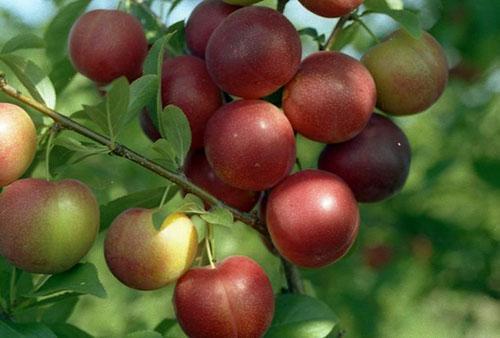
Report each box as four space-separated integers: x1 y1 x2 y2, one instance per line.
323 14 351 51
0 75 266 236
282 258 305 294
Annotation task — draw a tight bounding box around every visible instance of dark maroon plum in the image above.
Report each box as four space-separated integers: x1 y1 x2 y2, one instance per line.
318 114 411 203
139 109 161 142
205 100 296 191
162 56 223 149
266 170 359 268
174 256 275 338
283 51 376 143
185 0 241 58
206 6 301 99
185 150 261 212
299 0 363 17
69 10 148 83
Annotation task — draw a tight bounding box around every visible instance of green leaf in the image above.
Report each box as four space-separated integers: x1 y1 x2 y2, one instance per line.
106 77 130 140
201 207 234 228
41 297 79 324
151 138 179 171
81 102 107 134
49 58 76 94
159 105 192 167
47 324 92 338
143 35 170 76
100 186 179 231
44 0 91 64
364 0 421 37
0 321 56 338
473 158 500 189
298 28 326 45
30 263 106 298
165 21 186 57
0 256 12 304
125 74 158 128
175 193 205 214
191 215 207 243
0 54 56 108
154 319 178 335
125 331 163 338
152 205 171 230
1 33 45 53
265 294 338 338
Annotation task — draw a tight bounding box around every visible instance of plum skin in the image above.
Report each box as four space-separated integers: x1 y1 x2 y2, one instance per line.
283 51 376 143
266 170 359 268
318 113 412 203
186 0 241 58
104 210 198 290
362 29 449 116
69 9 148 83
174 256 275 338
223 0 261 5
139 109 161 142
206 6 301 99
162 55 223 149
0 179 99 274
185 150 261 212
0 103 37 187
205 100 296 191
299 0 363 17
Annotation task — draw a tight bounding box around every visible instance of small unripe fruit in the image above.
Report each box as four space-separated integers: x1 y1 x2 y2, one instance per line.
0 179 99 274
0 103 37 187
283 51 376 143
105 210 198 290
185 150 261 212
69 9 148 83
162 55 223 149
205 100 296 191
362 29 449 116
206 6 301 99
267 170 359 268
299 0 363 17
186 0 241 58
174 256 275 338
318 114 411 202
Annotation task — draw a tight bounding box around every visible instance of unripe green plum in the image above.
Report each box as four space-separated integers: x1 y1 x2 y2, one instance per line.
318 113 411 202
174 256 274 338
299 0 363 17
185 150 261 212
162 55 223 149
266 170 359 268
105 210 198 290
186 0 241 58
362 29 449 116
283 51 376 143
69 10 148 83
206 6 301 99
205 100 296 191
0 103 37 187
0 179 99 274
223 0 261 5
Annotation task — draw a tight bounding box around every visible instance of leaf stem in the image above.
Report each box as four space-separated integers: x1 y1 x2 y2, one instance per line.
354 17 380 43
205 223 216 269
323 14 351 51
0 75 268 237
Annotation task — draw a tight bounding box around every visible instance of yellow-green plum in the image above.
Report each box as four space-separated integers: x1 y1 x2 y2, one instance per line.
299 0 363 17
174 256 275 338
104 210 198 290
223 0 261 5
362 29 449 116
69 10 148 83
0 103 37 187
0 179 99 274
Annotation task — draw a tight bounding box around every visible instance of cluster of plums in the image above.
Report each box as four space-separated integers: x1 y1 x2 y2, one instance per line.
0 0 448 337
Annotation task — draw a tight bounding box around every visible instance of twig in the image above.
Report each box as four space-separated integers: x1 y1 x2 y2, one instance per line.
0 75 267 237
322 14 351 51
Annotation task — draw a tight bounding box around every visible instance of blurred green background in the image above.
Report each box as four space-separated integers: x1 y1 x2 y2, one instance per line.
0 0 499 337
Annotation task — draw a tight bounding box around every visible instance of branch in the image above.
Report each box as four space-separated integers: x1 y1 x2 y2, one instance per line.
277 0 289 13
0 75 267 236
322 14 351 51
282 258 305 294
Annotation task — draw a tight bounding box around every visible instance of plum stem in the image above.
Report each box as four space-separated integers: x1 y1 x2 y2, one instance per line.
277 0 289 13
0 76 269 237
282 258 305 294
323 14 351 51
